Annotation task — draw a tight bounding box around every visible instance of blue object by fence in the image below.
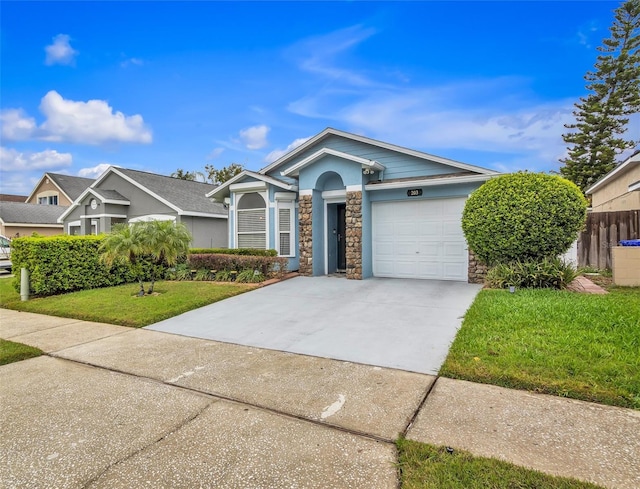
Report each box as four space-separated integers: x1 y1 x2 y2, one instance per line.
619 239 640 246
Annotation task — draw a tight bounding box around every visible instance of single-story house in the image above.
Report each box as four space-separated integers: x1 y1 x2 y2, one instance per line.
0 201 68 238
208 128 499 282
586 151 640 212
26 173 95 206
58 167 228 248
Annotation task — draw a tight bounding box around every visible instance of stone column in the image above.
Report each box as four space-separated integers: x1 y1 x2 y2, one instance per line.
345 191 363 280
298 195 313 276
468 249 487 284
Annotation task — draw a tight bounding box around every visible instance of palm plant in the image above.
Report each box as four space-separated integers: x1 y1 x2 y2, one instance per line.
100 220 192 296
99 223 147 296
141 220 191 293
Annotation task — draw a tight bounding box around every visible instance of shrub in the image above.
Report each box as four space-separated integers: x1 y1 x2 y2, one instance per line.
193 268 212 281
188 253 287 278
486 258 580 289
189 248 277 257
10 235 140 296
214 269 235 281
236 268 265 283
462 172 588 266
173 263 192 281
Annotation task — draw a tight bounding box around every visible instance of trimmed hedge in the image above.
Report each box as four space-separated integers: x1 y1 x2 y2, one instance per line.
189 248 277 257
462 172 588 266
10 235 142 296
187 253 287 278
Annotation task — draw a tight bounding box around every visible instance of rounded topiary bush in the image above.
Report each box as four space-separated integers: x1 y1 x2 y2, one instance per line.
462 172 588 266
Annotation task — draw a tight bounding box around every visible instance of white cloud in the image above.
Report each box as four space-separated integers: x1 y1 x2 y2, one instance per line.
121 57 144 68
78 163 114 179
0 147 72 172
206 147 225 160
45 34 78 66
334 88 576 172
0 91 152 145
239 125 269 150
289 25 379 88
0 109 37 140
265 137 311 163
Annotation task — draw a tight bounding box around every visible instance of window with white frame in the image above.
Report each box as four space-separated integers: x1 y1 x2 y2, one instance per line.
236 192 267 249
38 195 58 205
276 200 295 257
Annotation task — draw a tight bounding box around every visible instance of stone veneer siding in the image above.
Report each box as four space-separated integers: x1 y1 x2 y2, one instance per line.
345 191 363 280
298 195 313 276
468 249 487 284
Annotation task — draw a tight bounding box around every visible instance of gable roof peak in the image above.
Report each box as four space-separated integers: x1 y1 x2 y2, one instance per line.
259 127 498 176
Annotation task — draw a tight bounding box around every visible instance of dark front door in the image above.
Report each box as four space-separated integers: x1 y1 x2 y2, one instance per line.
337 203 346 271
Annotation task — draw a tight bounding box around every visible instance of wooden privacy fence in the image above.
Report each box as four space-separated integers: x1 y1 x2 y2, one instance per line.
577 210 639 269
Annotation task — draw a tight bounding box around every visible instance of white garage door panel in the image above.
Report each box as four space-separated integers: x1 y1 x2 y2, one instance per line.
373 198 468 281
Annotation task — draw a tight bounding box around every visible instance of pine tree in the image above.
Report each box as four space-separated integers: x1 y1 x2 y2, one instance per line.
560 0 640 192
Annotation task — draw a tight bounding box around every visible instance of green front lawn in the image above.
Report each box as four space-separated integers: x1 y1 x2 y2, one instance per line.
0 339 43 365
397 439 603 489
0 279 255 327
440 287 640 409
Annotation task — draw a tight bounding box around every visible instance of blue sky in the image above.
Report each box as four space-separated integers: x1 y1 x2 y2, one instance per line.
1 0 634 195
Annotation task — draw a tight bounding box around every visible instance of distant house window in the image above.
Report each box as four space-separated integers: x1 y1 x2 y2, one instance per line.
38 195 58 205
276 201 295 257
236 192 266 249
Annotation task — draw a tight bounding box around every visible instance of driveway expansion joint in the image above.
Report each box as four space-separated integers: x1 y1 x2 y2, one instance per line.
402 375 439 437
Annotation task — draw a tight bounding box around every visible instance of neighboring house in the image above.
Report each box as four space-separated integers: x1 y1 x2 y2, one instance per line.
26 173 95 206
0 194 28 202
0 201 68 237
586 152 640 212
208 128 499 282
578 151 640 269
58 167 228 248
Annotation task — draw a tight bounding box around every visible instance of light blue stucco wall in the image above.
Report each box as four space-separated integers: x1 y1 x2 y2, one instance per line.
299 156 364 190
268 134 467 182
367 182 481 202
226 175 300 271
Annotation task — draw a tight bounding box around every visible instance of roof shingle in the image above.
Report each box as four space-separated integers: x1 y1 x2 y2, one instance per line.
0 202 68 225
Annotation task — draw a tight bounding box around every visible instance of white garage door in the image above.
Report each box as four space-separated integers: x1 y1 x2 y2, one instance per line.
372 197 468 281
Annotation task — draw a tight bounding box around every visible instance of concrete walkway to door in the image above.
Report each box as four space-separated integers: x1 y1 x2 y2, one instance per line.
148 276 482 374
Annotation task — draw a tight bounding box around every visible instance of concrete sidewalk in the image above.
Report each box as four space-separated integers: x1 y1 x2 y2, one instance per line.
1 308 639 489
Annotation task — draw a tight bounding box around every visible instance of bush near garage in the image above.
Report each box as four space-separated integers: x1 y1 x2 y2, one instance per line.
10 235 144 296
486 257 581 289
462 172 588 266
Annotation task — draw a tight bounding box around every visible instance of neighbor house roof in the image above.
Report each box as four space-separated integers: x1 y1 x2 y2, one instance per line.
58 166 227 223
0 202 68 225
585 151 640 195
26 173 94 203
260 127 500 176
0 194 28 203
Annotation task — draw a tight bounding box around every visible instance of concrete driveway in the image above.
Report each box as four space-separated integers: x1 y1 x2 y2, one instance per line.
148 276 482 374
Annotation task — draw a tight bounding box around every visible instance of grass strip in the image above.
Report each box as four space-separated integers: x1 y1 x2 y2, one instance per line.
0 339 43 365
0 278 254 328
440 288 640 409
397 438 604 489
